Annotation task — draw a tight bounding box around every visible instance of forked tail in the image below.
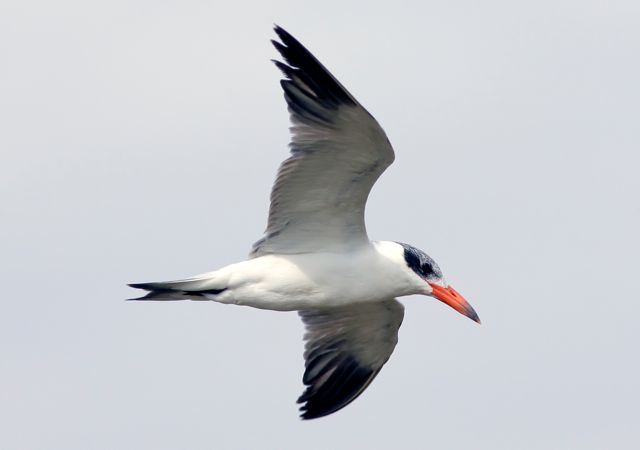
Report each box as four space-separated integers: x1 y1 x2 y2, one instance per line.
127 275 227 301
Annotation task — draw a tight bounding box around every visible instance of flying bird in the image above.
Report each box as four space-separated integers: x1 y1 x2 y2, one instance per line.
129 25 480 420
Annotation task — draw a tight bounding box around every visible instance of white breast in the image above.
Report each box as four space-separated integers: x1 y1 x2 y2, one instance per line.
221 241 425 311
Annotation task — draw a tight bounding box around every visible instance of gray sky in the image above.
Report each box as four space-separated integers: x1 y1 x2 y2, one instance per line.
2 1 639 449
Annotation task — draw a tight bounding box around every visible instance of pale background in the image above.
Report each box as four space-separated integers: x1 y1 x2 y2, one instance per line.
2 1 639 449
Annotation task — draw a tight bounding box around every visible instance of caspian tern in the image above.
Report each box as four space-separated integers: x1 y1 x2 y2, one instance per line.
129 25 480 420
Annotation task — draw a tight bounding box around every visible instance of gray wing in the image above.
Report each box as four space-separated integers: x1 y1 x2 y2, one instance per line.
297 299 404 420
251 26 395 257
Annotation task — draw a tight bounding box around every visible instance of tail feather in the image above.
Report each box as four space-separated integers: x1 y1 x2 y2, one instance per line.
127 277 227 301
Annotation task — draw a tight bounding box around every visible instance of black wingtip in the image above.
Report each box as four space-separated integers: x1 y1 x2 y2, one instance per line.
296 355 378 420
272 25 308 55
273 24 292 42
271 25 356 109
270 39 286 54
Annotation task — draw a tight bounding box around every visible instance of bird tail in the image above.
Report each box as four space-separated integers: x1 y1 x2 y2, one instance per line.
127 273 227 301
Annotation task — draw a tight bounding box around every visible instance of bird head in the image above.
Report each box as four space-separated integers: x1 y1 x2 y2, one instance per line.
398 242 480 324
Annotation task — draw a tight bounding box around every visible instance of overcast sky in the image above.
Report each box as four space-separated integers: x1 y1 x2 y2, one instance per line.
2 1 639 449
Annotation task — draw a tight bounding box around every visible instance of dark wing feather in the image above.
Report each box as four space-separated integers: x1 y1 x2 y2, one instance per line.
297 300 404 420
271 26 356 109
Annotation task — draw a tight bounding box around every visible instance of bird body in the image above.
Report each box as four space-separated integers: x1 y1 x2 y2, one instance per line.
129 26 480 419
131 241 428 310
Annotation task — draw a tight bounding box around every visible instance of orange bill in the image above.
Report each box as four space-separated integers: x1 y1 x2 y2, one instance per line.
429 284 480 324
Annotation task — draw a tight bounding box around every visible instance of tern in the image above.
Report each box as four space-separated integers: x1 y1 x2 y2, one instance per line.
129 25 480 420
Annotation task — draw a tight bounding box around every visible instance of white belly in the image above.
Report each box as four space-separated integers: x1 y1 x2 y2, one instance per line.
215 244 422 311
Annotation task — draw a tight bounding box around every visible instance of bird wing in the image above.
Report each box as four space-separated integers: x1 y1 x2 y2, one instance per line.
297 299 404 420
251 26 395 257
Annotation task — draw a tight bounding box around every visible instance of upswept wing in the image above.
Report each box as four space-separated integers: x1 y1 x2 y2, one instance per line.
251 26 395 256
297 299 404 419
